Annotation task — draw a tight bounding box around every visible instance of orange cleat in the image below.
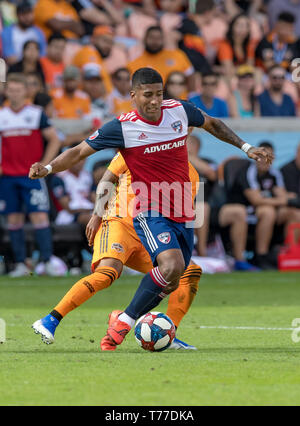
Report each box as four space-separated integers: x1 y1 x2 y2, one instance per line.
100 334 116 351
108 310 123 327
107 312 131 345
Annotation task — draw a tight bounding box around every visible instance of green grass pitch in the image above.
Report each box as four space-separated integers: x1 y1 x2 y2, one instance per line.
1 271 300 406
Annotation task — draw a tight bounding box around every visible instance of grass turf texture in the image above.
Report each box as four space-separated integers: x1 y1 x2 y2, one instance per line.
1 272 300 406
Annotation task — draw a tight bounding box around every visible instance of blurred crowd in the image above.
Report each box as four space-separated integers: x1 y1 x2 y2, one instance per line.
1 0 300 275
1 0 300 118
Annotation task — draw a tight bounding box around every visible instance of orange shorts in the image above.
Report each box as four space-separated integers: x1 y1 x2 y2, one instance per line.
92 217 153 274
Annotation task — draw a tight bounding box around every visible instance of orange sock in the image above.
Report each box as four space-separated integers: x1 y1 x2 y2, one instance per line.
53 266 118 318
166 264 202 328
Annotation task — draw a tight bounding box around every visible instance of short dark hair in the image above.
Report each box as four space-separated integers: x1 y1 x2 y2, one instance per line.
259 141 274 150
202 72 218 80
267 64 285 75
23 39 40 53
195 0 214 14
112 67 130 80
145 26 163 38
132 67 163 88
48 33 66 44
6 73 27 86
277 11 296 24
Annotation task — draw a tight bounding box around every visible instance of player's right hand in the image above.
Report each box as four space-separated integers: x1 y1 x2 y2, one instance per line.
86 214 102 246
29 162 48 179
247 147 274 165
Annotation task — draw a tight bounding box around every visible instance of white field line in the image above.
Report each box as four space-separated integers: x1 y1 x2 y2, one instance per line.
5 323 294 331
198 325 293 331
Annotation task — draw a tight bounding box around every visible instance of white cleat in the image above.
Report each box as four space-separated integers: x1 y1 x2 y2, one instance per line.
32 319 55 345
169 337 197 350
9 263 31 277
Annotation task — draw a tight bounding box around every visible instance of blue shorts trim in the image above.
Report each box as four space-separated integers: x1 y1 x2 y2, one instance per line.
0 176 50 215
133 212 194 269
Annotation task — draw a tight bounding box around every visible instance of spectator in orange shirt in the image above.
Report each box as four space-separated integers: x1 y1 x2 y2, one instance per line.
107 68 133 116
40 33 66 91
51 65 91 119
72 25 117 93
216 13 258 79
51 65 96 147
127 26 195 91
34 0 84 39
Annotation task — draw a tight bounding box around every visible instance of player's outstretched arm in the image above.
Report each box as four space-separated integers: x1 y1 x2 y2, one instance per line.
201 113 274 165
29 141 96 179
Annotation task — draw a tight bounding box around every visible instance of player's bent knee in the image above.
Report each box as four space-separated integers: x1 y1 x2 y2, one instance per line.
164 280 180 294
160 261 185 283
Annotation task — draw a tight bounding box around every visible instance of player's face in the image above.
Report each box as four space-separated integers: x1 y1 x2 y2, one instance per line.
131 83 164 121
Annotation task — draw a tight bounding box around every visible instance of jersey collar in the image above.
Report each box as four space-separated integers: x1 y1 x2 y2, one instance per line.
134 108 163 126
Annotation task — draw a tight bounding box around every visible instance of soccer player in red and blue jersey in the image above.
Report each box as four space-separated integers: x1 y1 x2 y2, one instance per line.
29 68 273 348
0 73 60 276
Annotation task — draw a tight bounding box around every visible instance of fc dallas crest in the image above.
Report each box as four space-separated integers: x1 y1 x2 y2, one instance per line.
171 120 183 133
157 232 171 244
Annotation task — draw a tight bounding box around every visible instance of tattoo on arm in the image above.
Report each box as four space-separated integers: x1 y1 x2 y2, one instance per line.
203 114 245 149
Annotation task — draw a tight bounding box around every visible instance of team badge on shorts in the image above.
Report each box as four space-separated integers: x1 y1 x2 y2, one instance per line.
157 232 171 244
171 120 183 133
111 243 124 253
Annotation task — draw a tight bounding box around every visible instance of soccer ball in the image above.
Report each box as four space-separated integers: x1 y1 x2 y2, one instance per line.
134 312 176 352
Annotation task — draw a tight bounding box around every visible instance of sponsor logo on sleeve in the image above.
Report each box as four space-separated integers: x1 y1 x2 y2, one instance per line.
89 130 99 141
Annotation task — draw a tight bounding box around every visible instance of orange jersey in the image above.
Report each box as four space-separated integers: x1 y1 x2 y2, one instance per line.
40 57 64 89
127 49 194 84
104 152 199 225
217 39 257 65
34 0 80 39
107 89 134 116
50 88 91 119
72 45 113 94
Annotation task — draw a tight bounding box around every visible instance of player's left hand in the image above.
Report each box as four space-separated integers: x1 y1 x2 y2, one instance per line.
29 162 48 179
86 214 102 246
247 147 274 165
